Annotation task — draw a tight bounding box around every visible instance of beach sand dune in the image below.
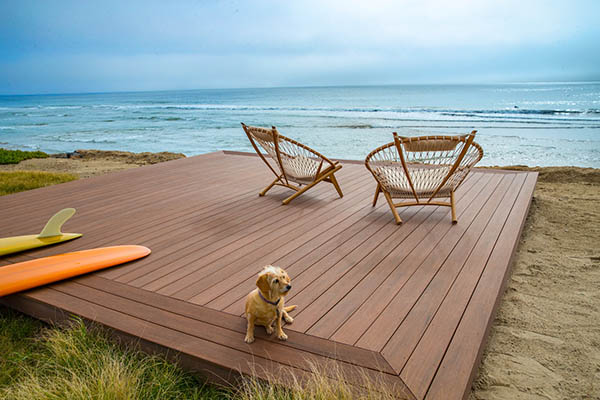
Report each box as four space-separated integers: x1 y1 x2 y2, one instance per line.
2 151 598 399
0 149 185 178
473 167 600 400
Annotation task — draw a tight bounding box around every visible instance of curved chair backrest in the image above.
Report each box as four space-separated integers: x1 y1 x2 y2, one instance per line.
241 123 344 205
242 123 335 185
365 131 483 201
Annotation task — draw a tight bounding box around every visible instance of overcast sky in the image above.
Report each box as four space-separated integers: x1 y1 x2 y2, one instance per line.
1 0 599 94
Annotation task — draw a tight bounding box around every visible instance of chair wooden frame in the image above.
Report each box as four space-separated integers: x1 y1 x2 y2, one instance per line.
242 123 343 205
365 131 483 224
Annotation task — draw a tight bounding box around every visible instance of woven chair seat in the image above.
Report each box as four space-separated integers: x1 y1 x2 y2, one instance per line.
374 165 453 198
365 132 483 224
280 154 321 182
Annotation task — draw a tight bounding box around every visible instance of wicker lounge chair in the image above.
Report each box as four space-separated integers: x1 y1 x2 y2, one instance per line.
242 123 343 205
365 131 483 224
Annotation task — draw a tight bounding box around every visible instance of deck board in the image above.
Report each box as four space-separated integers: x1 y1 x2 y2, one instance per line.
107 166 367 287
0 151 537 400
77 275 396 374
309 173 496 341
392 173 525 392
424 172 538 400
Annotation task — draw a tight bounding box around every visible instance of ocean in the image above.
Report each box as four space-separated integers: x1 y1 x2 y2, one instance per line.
1 83 599 167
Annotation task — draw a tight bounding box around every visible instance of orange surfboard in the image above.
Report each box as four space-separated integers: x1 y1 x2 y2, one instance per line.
0 245 150 297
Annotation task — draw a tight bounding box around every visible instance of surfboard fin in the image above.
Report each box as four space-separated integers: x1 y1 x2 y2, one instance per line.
38 208 77 238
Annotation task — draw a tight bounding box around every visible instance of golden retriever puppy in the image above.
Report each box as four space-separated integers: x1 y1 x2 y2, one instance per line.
244 265 297 344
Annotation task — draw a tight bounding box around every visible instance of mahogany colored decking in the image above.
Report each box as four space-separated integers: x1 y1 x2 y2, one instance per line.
0 151 537 400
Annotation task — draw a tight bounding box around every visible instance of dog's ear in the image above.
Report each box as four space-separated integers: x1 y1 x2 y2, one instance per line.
256 272 271 294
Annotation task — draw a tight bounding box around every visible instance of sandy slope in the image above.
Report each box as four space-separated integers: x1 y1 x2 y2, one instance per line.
2 152 598 399
471 167 600 400
0 150 185 178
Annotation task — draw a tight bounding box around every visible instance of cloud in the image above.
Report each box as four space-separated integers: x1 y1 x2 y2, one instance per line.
0 0 598 94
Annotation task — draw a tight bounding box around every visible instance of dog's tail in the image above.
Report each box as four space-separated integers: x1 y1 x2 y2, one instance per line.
284 305 297 312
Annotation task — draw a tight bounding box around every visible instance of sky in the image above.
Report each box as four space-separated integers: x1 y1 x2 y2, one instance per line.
1 0 599 95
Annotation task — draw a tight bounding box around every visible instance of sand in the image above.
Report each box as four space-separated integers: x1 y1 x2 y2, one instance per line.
2 151 598 399
0 150 185 178
471 167 600 400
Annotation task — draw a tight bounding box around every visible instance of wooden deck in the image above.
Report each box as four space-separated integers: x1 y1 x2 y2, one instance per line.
0 151 537 400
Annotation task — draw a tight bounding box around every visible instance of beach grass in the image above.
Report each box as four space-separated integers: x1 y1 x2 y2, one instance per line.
0 149 48 165
0 305 401 400
236 362 405 400
0 306 44 388
0 307 228 400
0 171 78 195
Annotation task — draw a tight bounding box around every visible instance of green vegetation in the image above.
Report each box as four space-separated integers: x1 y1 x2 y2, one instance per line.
237 362 403 400
0 306 402 399
0 308 228 400
1 306 404 400
0 171 78 195
0 148 48 164
0 306 45 388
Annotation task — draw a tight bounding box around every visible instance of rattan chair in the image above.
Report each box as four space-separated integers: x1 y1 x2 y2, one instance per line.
242 123 343 205
365 131 483 224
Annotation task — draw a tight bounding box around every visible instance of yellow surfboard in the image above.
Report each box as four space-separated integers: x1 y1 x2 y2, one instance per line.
0 208 82 256
0 245 151 297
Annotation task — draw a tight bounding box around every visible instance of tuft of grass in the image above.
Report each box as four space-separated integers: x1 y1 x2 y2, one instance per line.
0 305 404 400
0 171 78 195
0 311 229 400
235 360 410 400
0 307 46 388
0 148 48 164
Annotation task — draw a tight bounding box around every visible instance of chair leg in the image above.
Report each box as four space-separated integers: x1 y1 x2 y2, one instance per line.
282 169 338 205
383 191 402 224
282 181 316 204
450 191 457 224
260 177 281 196
329 172 343 198
372 183 381 207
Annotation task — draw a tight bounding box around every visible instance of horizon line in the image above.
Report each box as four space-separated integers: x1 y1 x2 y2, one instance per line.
2 80 600 97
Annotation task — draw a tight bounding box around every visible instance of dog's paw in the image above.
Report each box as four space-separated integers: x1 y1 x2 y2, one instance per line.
266 325 274 335
277 332 288 341
284 315 294 324
244 335 255 344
